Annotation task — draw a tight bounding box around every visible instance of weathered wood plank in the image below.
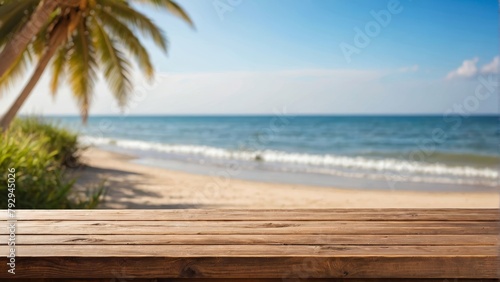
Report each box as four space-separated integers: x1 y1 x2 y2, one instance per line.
7 245 496 257
150 280 499 282
2 209 497 279
1 278 495 281
4 234 497 246
4 209 498 221
13 220 499 235
0 257 496 278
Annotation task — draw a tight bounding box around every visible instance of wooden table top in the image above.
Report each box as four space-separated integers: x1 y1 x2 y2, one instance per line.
1 209 498 280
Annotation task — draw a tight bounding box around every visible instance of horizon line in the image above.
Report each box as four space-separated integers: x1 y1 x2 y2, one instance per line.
22 113 500 117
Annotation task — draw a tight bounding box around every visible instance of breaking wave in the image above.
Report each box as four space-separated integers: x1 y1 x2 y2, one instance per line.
80 136 498 184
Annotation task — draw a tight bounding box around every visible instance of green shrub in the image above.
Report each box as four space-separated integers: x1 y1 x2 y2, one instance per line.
12 118 82 167
0 118 103 209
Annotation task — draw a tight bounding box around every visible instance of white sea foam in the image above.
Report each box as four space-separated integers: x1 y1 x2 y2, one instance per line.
80 136 499 181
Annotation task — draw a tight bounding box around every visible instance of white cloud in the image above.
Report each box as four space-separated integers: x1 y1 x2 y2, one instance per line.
446 57 479 80
398 65 419 73
446 56 499 80
480 56 499 74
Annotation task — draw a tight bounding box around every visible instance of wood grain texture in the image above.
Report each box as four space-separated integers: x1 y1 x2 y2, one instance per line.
4 208 499 221
1 209 498 279
0 257 497 278
13 220 500 235
0 278 498 282
2 279 497 282
3 234 496 245
8 245 497 257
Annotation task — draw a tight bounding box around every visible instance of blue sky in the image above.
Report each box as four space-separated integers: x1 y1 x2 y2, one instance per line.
1 0 498 115
148 0 498 73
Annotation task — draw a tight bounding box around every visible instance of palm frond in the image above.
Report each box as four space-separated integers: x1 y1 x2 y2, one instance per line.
98 0 168 51
0 47 33 95
131 0 194 27
50 43 69 96
68 18 98 122
0 0 44 94
32 12 63 58
96 8 154 80
0 0 39 48
92 17 133 109
0 0 38 20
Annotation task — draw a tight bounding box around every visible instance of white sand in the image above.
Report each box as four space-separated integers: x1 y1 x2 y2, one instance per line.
72 147 499 209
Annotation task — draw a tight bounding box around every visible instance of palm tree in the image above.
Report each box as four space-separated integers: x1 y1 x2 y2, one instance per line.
0 0 82 79
0 0 193 131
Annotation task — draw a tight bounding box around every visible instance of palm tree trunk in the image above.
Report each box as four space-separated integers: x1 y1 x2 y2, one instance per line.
0 0 60 79
0 47 54 132
0 19 69 132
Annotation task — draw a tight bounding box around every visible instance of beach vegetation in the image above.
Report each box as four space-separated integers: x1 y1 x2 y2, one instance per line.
0 118 103 209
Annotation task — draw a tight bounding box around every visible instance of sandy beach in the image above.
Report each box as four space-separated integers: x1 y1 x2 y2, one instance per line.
69 147 499 209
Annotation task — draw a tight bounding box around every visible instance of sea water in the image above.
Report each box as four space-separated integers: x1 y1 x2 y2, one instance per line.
48 115 499 192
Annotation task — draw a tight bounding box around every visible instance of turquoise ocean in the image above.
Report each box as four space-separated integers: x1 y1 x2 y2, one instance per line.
48 115 499 192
